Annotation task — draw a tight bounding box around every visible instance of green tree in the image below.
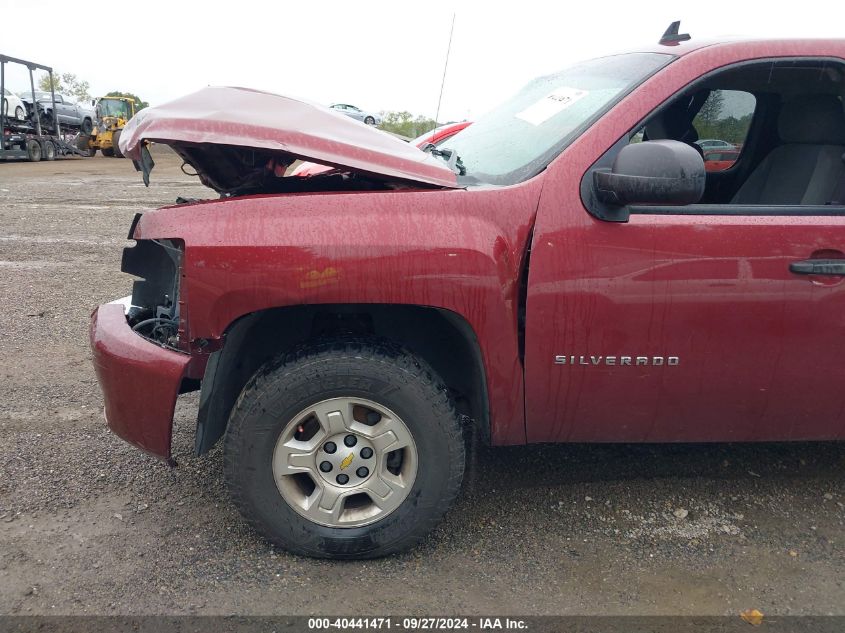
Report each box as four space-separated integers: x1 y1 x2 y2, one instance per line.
38 72 91 102
104 91 149 111
696 90 724 126
379 111 438 139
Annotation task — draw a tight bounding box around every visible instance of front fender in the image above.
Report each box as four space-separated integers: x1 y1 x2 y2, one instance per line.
134 184 541 444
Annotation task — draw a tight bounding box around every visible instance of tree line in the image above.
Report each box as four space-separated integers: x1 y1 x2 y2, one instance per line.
378 111 440 138
36 70 447 134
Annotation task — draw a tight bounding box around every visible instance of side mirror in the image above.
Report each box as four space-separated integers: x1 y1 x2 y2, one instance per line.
593 140 705 206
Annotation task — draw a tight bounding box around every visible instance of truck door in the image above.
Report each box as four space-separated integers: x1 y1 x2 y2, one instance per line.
53 94 68 124
523 64 845 444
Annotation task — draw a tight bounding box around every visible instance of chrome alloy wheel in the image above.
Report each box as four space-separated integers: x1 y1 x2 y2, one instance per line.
272 397 418 528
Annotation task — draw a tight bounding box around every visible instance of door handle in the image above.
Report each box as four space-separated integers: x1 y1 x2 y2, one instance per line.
789 259 845 276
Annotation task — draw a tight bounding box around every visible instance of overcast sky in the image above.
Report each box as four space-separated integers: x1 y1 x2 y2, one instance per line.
1 0 843 122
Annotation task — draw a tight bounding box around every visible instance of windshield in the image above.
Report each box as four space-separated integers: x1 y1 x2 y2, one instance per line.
99 99 131 118
442 53 672 185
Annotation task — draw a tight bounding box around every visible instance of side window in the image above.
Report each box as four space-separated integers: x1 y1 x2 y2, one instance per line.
693 89 756 170
584 58 845 221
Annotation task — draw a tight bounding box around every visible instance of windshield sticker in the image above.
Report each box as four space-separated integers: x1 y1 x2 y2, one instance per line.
516 87 589 126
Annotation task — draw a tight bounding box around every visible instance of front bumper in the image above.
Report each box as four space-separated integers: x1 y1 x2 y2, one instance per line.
90 302 191 461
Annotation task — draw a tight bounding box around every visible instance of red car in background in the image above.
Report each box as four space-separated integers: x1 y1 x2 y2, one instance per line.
704 148 740 172
291 120 472 177
409 120 472 148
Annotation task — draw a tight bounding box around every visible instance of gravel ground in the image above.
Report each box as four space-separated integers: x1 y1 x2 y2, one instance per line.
0 151 843 616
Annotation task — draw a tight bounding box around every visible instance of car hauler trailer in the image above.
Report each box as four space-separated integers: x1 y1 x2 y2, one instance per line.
1 54 89 161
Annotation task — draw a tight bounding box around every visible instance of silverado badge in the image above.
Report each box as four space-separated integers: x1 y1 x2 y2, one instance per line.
340 453 355 470
555 355 680 366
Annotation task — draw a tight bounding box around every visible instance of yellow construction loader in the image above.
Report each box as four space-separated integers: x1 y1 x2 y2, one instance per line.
78 96 135 157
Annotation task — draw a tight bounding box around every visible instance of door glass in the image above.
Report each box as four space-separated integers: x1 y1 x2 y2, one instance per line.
693 89 755 169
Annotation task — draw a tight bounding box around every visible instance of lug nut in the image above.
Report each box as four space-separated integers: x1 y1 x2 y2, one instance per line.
336 473 349 485
344 434 357 447
356 467 369 478
360 447 373 459
319 461 332 473
323 441 337 454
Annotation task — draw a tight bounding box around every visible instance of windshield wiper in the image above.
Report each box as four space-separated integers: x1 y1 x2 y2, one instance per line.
422 143 466 176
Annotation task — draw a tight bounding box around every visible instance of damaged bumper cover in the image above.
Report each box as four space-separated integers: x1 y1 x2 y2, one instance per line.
90 302 191 461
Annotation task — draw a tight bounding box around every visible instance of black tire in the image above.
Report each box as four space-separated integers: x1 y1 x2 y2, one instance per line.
77 135 96 157
26 139 42 162
364 116 375 125
112 129 124 158
42 140 56 161
101 146 114 157
224 337 465 559
80 117 93 136
15 106 25 120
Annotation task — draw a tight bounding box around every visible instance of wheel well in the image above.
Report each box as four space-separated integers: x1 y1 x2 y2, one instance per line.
194 304 489 455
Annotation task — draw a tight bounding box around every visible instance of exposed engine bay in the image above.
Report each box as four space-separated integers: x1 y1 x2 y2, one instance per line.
121 236 183 349
132 142 438 197
120 86 460 195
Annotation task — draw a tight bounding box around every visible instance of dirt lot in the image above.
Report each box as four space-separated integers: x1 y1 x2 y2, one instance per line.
0 151 843 617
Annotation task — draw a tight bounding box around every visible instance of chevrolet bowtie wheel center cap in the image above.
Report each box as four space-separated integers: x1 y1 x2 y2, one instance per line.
315 433 375 487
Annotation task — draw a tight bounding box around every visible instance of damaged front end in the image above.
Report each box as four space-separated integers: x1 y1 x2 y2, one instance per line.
89 227 197 462
119 85 460 196
92 86 463 462
136 141 407 197
120 231 184 350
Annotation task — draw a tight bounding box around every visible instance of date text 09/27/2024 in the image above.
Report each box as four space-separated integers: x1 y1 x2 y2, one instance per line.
307 617 528 630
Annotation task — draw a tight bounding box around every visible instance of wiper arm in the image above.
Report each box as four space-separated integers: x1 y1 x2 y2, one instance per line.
422 143 466 176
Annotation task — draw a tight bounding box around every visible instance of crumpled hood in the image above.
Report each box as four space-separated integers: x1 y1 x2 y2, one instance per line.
119 86 459 190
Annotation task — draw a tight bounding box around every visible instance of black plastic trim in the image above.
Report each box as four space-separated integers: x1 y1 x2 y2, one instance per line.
630 204 845 216
127 212 142 240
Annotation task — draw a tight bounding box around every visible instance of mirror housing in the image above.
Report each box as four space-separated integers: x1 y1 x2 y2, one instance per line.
593 140 705 206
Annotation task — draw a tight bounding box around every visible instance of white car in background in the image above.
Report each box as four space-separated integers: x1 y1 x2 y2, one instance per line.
328 103 382 125
695 139 736 151
2 88 26 120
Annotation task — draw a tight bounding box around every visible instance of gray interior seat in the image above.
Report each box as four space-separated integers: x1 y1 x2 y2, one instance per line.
732 95 845 205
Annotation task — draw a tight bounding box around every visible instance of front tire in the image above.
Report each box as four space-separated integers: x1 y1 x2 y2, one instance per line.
15 106 25 120
224 338 465 559
112 129 124 158
80 118 93 136
364 116 375 125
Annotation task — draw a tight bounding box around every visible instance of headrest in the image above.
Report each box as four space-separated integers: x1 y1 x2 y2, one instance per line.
778 95 845 145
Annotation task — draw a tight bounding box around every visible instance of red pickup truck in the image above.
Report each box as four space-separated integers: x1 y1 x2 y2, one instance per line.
90 29 845 559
